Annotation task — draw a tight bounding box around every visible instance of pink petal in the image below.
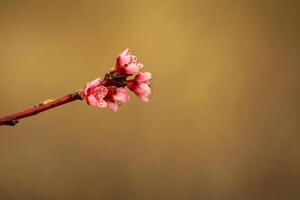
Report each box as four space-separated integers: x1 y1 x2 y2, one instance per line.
87 95 99 106
135 83 151 96
96 99 107 108
114 88 129 103
117 48 130 66
125 63 140 74
84 78 101 95
139 94 150 102
107 101 118 112
120 48 129 57
87 95 107 108
94 86 108 99
136 72 152 83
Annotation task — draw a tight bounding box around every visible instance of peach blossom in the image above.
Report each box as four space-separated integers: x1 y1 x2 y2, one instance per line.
106 87 129 112
115 48 143 75
81 78 108 108
127 72 152 102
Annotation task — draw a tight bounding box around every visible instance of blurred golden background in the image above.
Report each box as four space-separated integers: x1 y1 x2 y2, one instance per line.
0 0 299 199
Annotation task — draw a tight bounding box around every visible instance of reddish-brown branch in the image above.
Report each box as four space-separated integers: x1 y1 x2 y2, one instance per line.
0 91 82 126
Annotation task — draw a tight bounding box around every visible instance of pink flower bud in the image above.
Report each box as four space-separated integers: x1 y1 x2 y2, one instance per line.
127 72 152 102
115 48 143 75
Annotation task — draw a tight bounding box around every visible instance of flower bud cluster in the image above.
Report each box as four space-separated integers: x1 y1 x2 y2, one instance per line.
81 49 152 111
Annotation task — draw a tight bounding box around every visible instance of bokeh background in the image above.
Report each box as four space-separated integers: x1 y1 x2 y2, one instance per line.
0 0 299 199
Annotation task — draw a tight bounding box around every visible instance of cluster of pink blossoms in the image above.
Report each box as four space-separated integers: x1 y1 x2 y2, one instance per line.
81 48 152 111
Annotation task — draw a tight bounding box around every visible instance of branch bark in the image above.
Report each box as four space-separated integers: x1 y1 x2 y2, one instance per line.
0 91 82 126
